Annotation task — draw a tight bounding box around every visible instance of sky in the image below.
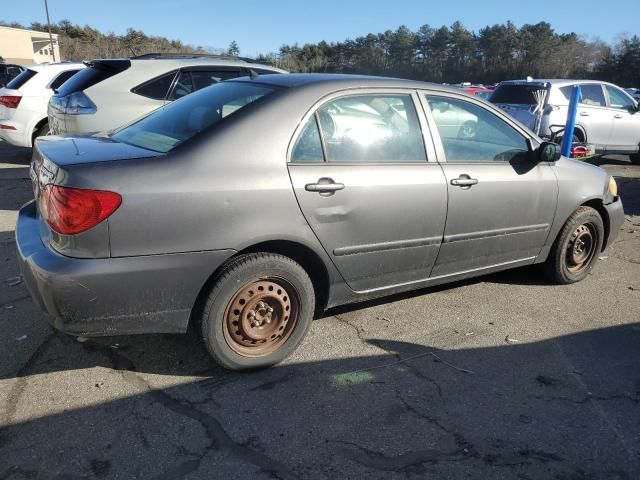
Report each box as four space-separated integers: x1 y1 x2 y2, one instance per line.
5 0 638 57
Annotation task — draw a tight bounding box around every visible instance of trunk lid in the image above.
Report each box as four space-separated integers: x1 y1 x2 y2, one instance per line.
30 135 161 204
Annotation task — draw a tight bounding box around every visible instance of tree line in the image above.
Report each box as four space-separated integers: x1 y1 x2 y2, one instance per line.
2 19 638 86
258 22 639 86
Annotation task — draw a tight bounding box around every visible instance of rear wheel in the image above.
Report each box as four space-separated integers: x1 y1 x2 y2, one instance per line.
198 253 315 370
545 206 604 284
630 153 640 165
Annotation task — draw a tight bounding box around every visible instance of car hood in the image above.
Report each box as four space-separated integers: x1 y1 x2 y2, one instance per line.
34 135 162 166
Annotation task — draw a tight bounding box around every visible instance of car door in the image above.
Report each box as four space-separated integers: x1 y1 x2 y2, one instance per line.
288 91 448 292
421 93 558 278
576 83 612 149
604 84 640 151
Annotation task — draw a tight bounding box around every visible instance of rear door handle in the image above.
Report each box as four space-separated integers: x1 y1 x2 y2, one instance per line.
579 111 590 116
305 177 345 196
614 113 624 119
450 175 478 188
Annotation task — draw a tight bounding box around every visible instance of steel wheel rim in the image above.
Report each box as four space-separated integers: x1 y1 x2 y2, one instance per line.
223 278 300 357
566 222 597 273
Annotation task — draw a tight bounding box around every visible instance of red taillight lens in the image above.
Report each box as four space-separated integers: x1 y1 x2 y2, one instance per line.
570 145 589 158
0 95 21 109
41 185 122 235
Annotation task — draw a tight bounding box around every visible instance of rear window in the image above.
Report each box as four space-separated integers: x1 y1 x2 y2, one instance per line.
49 69 81 91
490 84 547 104
6 69 37 89
112 82 276 153
56 60 130 96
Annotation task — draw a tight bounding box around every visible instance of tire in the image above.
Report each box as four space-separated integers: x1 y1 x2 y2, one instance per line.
544 206 604 284
630 153 640 165
33 122 50 144
198 253 315 370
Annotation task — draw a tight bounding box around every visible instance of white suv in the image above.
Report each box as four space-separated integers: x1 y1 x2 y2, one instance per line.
490 79 640 163
0 62 85 147
48 54 286 135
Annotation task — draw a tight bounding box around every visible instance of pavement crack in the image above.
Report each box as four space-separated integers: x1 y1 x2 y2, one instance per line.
334 314 367 343
329 439 468 473
86 340 295 480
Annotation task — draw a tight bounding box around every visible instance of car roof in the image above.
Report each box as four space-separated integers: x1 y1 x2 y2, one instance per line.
27 62 86 72
498 79 617 88
127 56 286 72
232 73 464 93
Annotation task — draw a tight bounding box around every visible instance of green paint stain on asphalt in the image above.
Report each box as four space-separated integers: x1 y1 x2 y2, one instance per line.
332 371 375 386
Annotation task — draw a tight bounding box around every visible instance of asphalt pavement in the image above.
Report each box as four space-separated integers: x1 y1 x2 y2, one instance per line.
0 140 638 479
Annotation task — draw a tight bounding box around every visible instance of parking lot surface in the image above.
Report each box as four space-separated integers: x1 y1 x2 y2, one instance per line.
0 140 639 479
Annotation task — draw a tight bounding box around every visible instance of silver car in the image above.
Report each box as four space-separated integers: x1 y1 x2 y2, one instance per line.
17 74 624 370
47 54 286 136
491 79 640 163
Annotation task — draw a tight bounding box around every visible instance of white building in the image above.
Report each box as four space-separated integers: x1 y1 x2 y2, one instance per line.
0 26 60 65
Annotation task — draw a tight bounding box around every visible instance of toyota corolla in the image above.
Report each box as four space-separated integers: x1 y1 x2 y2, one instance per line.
16 74 624 370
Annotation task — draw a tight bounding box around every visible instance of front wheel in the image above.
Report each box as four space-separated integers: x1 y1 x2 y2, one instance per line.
545 206 604 284
198 253 315 370
630 153 640 165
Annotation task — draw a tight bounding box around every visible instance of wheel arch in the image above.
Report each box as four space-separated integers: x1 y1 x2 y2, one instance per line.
581 198 610 251
31 116 49 145
190 239 332 330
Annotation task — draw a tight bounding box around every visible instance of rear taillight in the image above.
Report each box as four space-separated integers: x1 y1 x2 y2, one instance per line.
41 185 121 235
0 95 21 108
65 91 97 115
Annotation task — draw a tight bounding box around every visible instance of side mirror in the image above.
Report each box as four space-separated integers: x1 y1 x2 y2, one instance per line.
538 141 561 163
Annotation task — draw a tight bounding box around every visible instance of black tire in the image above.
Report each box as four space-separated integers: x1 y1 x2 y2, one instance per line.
544 206 604 284
33 122 50 143
630 153 640 165
198 253 315 370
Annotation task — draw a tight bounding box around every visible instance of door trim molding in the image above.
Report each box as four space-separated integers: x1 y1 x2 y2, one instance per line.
333 236 441 256
443 224 549 243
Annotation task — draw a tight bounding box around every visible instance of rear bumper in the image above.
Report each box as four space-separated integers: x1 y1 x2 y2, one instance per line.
603 196 624 250
0 120 29 147
16 201 235 336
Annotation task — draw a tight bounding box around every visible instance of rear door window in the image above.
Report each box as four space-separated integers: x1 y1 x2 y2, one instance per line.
133 71 178 100
6 69 38 89
316 94 426 163
291 115 324 163
48 69 81 91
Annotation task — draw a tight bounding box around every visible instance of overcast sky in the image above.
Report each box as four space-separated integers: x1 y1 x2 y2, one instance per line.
8 0 638 56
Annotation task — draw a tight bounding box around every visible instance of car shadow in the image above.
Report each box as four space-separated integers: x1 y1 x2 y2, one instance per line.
0 325 638 479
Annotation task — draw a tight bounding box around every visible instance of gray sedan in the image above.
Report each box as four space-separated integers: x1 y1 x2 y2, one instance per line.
16 74 624 370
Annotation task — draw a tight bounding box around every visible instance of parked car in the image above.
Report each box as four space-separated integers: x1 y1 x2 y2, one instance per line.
0 62 24 87
18 74 623 370
48 54 286 136
0 62 85 147
490 79 640 163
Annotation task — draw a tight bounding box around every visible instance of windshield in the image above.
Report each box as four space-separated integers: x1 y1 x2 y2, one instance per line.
112 82 276 153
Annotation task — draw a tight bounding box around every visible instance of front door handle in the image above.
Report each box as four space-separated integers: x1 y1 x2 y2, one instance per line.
305 177 345 196
450 175 478 189
614 113 624 119
579 111 590 116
